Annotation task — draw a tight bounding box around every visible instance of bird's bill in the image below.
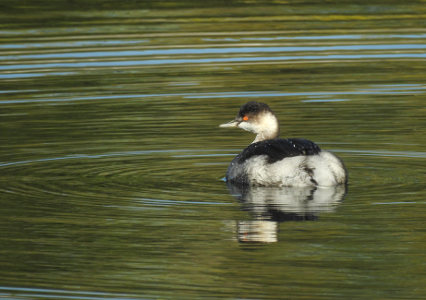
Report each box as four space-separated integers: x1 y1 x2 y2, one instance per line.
219 120 239 128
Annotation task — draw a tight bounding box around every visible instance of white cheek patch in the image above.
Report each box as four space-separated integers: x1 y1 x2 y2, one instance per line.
238 121 258 133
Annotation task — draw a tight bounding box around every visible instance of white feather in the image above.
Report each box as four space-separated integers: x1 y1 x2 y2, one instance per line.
233 151 346 187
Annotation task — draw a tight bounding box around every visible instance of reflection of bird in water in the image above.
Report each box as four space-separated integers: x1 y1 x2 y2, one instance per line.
227 182 347 243
220 102 348 187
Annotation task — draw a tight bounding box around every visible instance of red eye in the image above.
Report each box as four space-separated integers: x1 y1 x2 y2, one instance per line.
243 115 249 121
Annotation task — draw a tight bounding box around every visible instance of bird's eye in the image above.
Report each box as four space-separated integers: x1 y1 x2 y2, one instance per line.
243 115 249 121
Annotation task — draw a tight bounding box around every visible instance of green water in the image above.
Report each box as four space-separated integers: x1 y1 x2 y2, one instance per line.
0 1 425 299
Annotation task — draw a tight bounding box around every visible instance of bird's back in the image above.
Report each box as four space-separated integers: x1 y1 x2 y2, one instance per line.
237 138 321 164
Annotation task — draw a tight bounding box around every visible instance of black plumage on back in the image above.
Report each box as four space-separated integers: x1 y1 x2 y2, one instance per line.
238 138 321 164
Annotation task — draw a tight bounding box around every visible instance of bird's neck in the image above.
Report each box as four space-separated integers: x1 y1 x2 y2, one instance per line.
251 113 279 143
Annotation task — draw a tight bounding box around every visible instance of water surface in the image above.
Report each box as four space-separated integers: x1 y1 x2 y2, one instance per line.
0 1 425 299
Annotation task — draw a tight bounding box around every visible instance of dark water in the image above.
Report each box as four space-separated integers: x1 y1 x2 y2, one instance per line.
1 1 425 299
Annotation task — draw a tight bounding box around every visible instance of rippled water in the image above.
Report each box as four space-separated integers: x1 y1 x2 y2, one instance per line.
1 1 425 299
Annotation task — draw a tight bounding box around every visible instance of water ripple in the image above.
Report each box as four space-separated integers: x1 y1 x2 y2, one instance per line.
0 39 147 49
336 149 426 158
1 53 425 71
1 148 424 170
0 286 139 300
2 44 426 60
0 149 236 204
1 84 424 105
0 150 197 168
204 33 426 41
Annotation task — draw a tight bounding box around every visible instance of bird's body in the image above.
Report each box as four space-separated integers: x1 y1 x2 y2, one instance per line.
220 102 347 187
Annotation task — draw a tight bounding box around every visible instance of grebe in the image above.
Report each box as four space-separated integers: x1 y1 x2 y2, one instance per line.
220 101 347 187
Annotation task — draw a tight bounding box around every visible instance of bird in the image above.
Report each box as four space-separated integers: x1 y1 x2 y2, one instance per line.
220 101 347 187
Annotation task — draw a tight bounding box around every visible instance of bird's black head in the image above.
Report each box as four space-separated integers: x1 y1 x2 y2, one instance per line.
238 101 272 119
220 101 279 142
